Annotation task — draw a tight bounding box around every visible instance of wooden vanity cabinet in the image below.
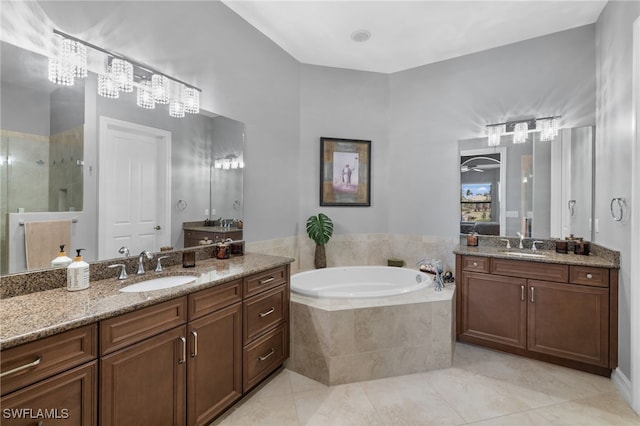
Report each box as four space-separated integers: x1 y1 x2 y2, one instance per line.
456 254 618 376
184 229 243 248
0 324 98 425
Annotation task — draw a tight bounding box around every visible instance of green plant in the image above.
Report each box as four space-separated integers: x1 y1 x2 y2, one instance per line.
306 213 333 268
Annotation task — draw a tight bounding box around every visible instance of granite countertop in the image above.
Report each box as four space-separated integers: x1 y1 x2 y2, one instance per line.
454 244 619 269
184 225 242 233
0 253 293 351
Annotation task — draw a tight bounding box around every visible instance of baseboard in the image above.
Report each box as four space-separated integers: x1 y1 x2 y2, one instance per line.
612 368 633 407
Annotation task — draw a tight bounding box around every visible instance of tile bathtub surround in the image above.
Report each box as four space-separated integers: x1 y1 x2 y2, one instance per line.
213 342 639 426
288 286 456 385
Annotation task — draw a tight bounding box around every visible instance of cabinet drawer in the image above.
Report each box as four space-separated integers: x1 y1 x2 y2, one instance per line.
188 280 242 320
461 256 491 273
243 266 288 298
1 361 97 425
492 258 569 283
570 266 610 288
244 285 287 344
1 324 97 396
100 297 186 355
185 230 216 241
243 324 288 392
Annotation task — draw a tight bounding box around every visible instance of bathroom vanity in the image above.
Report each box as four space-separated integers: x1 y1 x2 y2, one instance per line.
455 243 619 376
183 222 243 247
0 252 291 426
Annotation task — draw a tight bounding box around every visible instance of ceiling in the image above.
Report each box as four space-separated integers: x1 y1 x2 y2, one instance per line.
221 0 607 74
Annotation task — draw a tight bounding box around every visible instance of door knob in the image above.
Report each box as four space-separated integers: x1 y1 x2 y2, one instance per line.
154 225 162 230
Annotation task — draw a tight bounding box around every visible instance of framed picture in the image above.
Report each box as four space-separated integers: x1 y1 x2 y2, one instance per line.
460 183 492 222
320 137 371 206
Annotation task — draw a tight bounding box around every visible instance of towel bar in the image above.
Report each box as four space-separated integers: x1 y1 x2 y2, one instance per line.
19 218 78 226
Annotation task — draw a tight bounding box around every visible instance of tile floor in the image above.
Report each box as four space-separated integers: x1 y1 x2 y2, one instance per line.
214 343 639 426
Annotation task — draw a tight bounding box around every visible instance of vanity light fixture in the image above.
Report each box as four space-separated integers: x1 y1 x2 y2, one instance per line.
485 116 561 146
512 121 529 144
47 29 201 118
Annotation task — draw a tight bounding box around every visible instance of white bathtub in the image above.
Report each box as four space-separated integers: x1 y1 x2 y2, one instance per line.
291 266 431 299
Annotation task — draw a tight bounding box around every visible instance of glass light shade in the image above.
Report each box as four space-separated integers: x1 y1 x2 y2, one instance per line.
183 87 200 114
98 74 119 98
537 118 559 141
48 57 74 86
61 38 87 78
513 122 529 144
169 100 185 118
152 74 170 104
487 124 505 146
136 80 155 109
110 58 133 92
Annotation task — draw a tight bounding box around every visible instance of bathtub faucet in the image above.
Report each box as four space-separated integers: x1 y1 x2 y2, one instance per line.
416 259 445 291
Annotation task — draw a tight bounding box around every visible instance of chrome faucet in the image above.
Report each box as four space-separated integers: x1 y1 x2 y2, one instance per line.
500 238 511 249
137 250 153 275
532 241 544 251
155 255 170 272
108 264 128 280
516 232 524 249
416 259 445 291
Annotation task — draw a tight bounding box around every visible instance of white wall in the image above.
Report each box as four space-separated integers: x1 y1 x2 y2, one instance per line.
595 0 640 386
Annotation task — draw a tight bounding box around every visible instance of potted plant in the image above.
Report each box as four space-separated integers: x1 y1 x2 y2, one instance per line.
305 213 334 269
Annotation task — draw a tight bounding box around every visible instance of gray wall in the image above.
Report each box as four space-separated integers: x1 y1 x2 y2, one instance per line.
595 0 640 382
298 64 389 234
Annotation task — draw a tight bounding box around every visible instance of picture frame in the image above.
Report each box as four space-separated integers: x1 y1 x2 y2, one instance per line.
320 137 371 206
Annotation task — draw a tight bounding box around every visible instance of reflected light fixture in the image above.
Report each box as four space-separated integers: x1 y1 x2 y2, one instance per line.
47 29 201 119
537 117 559 141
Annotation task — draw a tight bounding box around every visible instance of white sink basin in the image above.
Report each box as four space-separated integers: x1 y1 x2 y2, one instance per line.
499 251 548 259
119 275 198 292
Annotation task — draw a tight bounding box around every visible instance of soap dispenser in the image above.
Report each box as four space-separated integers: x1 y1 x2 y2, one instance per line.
52 244 73 267
67 249 90 291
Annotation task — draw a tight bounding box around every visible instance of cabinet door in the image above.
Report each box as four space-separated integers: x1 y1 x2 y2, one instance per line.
100 326 187 426
460 272 527 349
1 362 96 425
527 280 609 367
187 303 242 426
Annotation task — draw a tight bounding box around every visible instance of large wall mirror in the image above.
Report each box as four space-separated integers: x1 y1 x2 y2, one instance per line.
1 41 244 274
459 125 594 241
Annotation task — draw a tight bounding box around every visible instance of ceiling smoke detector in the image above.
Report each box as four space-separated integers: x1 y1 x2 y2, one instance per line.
350 29 371 43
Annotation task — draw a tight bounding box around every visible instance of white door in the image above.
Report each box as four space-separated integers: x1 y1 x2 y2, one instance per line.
98 117 171 260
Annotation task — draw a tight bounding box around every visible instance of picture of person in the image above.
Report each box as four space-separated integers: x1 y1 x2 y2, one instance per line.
332 152 359 193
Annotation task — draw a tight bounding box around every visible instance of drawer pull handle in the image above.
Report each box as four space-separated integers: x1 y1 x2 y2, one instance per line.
530 286 535 303
586 273 593 279
259 277 275 285
259 307 276 318
258 348 275 361
473 262 478 267
521 285 525 301
191 330 198 358
179 337 187 364
0 356 42 378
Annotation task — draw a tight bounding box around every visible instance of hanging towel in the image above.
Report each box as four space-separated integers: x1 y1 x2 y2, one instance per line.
24 220 72 270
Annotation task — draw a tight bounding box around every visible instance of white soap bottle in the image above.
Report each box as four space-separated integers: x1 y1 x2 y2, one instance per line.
67 249 90 291
52 244 73 267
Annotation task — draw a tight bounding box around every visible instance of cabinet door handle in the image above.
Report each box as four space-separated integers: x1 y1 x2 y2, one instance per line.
520 285 525 301
473 262 478 267
259 307 275 318
0 356 42 378
191 330 198 358
530 286 535 303
586 273 593 279
179 337 187 364
259 277 275 285
258 348 275 361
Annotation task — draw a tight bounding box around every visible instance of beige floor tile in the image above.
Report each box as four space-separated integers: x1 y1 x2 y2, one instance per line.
532 391 640 425
361 374 466 426
215 393 299 426
424 367 563 423
468 410 551 426
288 369 329 394
293 383 382 426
